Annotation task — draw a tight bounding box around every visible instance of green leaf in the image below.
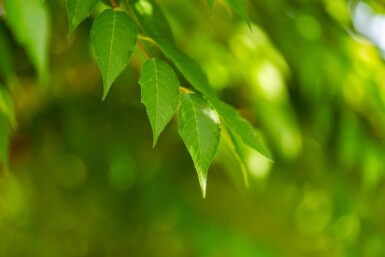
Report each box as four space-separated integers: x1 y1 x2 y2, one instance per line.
0 22 13 82
0 86 15 170
4 0 49 80
91 9 137 99
178 94 220 197
156 40 216 97
139 59 180 147
67 0 99 35
208 97 271 160
207 0 215 14
226 0 250 26
225 129 249 187
128 0 215 97
127 0 175 44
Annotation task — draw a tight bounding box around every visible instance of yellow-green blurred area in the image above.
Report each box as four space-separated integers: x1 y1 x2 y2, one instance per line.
1 0 385 256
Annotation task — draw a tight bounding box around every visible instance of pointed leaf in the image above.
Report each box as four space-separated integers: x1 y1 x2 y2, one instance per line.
226 0 250 26
139 59 180 146
178 94 220 197
156 39 215 97
4 0 49 80
224 129 249 187
67 0 99 34
208 97 271 159
127 0 215 97
127 0 175 44
91 9 137 99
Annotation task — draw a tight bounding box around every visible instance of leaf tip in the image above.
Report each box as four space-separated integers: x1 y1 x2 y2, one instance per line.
198 173 207 198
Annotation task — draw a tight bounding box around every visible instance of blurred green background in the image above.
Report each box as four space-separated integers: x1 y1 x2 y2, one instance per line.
1 0 385 256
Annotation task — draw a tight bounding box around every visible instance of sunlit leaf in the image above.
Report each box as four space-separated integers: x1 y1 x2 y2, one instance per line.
226 0 250 26
91 9 137 99
4 0 49 80
139 59 180 146
208 97 271 159
178 93 220 197
67 0 99 34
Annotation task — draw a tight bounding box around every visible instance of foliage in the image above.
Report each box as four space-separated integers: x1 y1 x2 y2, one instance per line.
1 0 269 196
1 0 385 256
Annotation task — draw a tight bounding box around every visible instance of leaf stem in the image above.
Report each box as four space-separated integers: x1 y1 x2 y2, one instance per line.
110 0 118 9
179 86 195 94
137 40 151 59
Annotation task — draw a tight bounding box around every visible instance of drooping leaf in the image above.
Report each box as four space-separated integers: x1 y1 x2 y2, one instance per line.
208 97 271 160
91 9 137 99
225 0 250 26
67 0 99 35
0 86 15 170
4 0 49 80
139 59 180 146
127 0 175 44
128 0 215 97
207 0 215 14
226 129 249 187
156 39 215 97
178 94 220 197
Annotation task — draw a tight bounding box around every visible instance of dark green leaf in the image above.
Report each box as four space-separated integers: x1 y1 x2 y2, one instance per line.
156 39 216 97
67 0 99 34
0 22 13 82
178 94 220 197
208 97 271 159
128 0 175 44
139 59 180 147
4 0 49 80
91 9 137 99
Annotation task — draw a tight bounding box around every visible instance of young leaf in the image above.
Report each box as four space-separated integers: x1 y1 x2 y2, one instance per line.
178 94 220 197
208 97 271 160
67 0 99 35
139 59 180 147
226 0 250 26
91 9 137 99
4 0 49 80
127 0 175 44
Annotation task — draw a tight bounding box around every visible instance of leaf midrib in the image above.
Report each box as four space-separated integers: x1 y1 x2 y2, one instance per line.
107 11 117 86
